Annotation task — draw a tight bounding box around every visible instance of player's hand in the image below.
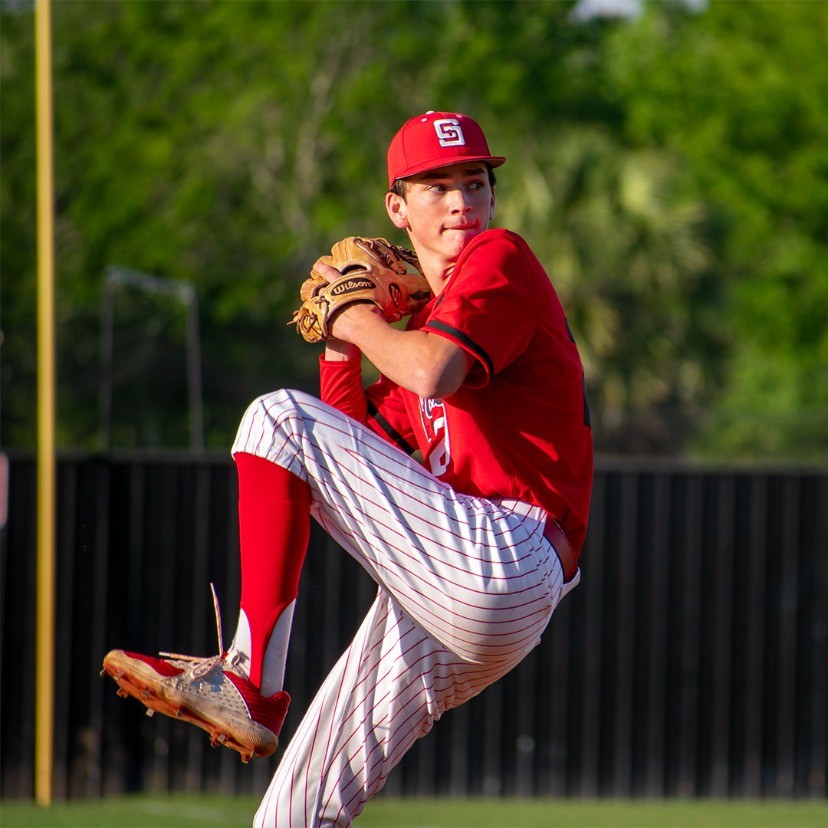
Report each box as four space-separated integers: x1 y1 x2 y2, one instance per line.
309 257 385 343
328 302 384 344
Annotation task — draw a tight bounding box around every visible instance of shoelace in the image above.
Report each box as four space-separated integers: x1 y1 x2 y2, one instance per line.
159 583 248 679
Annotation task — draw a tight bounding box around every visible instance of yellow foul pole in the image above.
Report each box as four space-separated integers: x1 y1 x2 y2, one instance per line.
35 0 56 807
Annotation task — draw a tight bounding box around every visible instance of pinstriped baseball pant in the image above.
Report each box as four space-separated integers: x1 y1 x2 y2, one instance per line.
231 389 578 827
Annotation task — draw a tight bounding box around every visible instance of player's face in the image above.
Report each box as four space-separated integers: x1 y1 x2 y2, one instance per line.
386 163 495 280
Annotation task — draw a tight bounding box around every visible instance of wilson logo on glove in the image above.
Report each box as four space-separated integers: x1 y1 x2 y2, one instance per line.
331 277 377 296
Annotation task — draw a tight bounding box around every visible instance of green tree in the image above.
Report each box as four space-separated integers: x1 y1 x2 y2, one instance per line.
4 0 825 460
604 0 828 460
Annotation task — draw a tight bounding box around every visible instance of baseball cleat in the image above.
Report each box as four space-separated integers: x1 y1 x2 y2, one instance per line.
102 648 289 761
101 583 288 762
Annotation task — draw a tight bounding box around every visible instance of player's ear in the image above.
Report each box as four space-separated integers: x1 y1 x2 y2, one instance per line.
488 189 496 221
386 191 409 230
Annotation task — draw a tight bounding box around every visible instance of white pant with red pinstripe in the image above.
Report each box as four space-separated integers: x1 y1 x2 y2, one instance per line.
231 389 578 827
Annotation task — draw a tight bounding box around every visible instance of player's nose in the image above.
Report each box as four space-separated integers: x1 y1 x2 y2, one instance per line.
447 187 473 213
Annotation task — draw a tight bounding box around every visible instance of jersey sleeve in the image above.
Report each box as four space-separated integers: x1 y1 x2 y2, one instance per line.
319 355 368 423
319 355 417 454
421 231 537 389
365 375 419 455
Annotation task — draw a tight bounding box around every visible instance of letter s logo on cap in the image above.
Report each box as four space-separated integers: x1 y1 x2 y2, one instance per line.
434 118 465 148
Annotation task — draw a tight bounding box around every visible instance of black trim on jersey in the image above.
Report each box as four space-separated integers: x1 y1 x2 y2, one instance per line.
425 320 494 377
582 375 592 429
367 402 416 455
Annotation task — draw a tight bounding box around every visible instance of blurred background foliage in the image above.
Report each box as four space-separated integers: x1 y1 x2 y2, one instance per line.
2 0 826 459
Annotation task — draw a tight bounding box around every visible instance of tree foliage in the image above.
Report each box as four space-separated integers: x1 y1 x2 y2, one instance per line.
2 0 826 459
604 0 828 458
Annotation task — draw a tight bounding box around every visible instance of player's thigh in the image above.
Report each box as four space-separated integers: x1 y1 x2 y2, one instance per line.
234 389 558 664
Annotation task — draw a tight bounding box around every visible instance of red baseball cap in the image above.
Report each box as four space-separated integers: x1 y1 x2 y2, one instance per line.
386 111 507 187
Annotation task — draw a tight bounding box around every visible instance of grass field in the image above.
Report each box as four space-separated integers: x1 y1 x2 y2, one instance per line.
1 795 826 828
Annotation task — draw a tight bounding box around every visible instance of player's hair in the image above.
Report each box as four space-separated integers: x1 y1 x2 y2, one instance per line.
389 165 497 199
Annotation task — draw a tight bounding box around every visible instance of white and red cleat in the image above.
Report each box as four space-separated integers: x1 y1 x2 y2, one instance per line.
102 583 288 762
102 648 289 762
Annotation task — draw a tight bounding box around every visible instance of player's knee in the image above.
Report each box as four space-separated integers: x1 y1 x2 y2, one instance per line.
247 388 312 424
454 610 550 667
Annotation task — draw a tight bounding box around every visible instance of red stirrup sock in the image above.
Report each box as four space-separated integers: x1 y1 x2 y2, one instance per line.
234 451 311 689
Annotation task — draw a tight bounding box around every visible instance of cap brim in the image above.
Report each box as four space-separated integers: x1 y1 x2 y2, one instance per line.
393 155 507 183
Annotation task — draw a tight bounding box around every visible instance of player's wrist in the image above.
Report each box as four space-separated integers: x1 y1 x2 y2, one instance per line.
324 337 361 361
329 303 384 343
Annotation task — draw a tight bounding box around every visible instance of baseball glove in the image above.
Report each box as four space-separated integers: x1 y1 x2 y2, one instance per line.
290 236 432 343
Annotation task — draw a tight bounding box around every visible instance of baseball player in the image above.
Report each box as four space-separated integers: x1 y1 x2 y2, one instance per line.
103 111 593 826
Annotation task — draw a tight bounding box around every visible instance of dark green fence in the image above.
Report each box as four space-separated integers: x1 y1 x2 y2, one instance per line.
1 452 826 800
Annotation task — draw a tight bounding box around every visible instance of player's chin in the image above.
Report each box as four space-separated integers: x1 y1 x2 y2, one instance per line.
442 228 481 257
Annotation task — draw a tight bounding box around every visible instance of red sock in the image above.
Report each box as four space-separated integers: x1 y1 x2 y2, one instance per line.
234 452 311 688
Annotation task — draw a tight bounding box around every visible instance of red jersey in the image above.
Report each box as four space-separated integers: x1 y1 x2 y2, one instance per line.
320 228 593 555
